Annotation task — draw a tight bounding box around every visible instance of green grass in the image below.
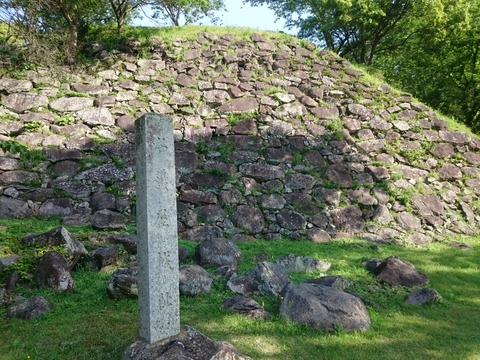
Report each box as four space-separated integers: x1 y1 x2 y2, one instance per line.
0 219 479 360
86 24 295 54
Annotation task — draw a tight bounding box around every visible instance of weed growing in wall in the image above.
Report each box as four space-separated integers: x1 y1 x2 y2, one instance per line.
0 140 46 169
324 118 344 132
225 111 258 127
112 156 128 169
217 140 235 162
0 139 28 155
203 167 228 179
56 114 75 126
23 120 44 132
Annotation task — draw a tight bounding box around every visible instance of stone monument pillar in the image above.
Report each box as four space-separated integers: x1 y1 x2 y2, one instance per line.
135 113 180 344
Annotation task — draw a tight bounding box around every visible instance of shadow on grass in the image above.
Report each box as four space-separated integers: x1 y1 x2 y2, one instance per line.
0 237 479 360
181 239 480 360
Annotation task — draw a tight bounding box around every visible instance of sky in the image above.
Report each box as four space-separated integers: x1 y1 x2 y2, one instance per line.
135 0 298 35
213 0 290 32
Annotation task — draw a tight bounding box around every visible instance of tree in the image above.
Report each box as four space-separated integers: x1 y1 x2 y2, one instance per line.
0 0 111 65
244 0 480 130
151 0 225 26
374 0 480 129
244 0 435 65
108 0 149 34
0 0 67 66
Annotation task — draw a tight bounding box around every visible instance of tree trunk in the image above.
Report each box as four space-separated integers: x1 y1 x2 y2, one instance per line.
117 17 125 34
50 0 78 64
67 23 78 65
322 30 335 50
359 24 366 64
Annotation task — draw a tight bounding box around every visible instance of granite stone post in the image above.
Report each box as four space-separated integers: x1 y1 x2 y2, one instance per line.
135 113 180 344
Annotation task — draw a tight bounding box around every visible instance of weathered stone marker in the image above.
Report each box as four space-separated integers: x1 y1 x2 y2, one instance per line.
135 113 180 343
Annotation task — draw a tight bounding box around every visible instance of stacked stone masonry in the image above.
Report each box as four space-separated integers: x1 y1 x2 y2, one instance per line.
1 31 480 245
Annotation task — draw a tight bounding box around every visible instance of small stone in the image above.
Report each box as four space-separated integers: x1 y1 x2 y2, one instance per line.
404 288 442 305
5 296 52 320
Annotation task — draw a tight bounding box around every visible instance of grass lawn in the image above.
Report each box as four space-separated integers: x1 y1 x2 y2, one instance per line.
0 219 479 360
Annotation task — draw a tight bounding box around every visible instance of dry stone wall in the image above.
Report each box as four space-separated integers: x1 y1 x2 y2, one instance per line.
1 30 480 245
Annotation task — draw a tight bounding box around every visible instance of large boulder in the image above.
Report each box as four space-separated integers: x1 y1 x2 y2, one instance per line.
367 256 429 287
122 325 252 360
275 254 331 273
107 267 138 299
50 96 93 112
227 275 260 296
196 204 226 224
5 296 52 320
74 164 134 183
93 246 119 269
90 192 116 212
0 77 33 92
0 197 31 219
329 205 365 233
179 264 212 296
78 107 115 126
279 283 371 332
217 97 258 114
195 238 243 268
246 261 289 297
3 93 48 113
276 210 307 230
325 163 354 188
33 251 76 292
38 198 73 217
238 164 284 182
21 226 87 269
404 288 443 305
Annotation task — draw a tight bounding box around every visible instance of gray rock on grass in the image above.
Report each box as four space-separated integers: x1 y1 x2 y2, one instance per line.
5 296 52 320
33 251 76 292
107 266 139 299
279 283 371 332
222 295 269 319
275 254 331 273
246 261 289 297
367 256 429 287
93 246 119 269
21 226 87 269
227 275 260 296
404 288 443 305
179 264 212 296
122 325 252 360
195 237 243 268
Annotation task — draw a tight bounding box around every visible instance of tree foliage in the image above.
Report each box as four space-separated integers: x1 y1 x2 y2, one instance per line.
374 0 480 130
245 0 480 130
108 0 149 34
0 0 226 67
151 0 225 26
245 0 437 64
0 0 112 65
